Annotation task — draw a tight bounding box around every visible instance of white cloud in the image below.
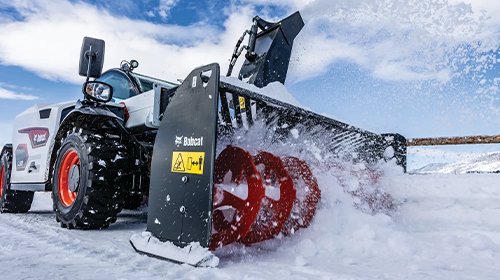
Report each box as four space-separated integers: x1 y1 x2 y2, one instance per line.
0 0 497 86
0 86 39 100
0 0 254 84
158 0 179 18
0 81 34 92
239 0 315 11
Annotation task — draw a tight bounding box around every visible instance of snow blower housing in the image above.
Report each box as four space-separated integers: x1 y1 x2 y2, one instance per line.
130 12 406 265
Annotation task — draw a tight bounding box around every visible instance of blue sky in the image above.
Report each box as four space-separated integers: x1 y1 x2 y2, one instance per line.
0 0 498 153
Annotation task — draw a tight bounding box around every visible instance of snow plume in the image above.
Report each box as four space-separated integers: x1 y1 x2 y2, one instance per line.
287 0 498 86
217 115 403 217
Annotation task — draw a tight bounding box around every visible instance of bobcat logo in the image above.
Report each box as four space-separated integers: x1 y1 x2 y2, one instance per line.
175 135 183 146
174 135 204 147
18 127 50 149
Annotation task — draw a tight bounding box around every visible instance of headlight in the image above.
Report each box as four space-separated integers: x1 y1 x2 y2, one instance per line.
82 81 113 102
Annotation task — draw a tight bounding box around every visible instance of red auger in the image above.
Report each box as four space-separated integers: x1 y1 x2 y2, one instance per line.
210 146 321 249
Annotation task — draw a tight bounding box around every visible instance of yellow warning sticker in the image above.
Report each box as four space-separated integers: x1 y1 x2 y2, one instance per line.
239 96 246 110
171 151 205 175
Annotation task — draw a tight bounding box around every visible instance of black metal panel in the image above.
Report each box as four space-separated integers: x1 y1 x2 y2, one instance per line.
60 107 75 123
159 86 178 121
239 12 304 88
148 64 219 247
79 37 105 78
63 103 123 122
381 133 407 172
39 109 51 119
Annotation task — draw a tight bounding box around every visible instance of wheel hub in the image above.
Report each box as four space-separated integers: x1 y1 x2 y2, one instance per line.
58 149 80 207
68 165 80 192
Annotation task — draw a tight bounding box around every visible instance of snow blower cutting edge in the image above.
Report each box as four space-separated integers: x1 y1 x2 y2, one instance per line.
128 12 406 266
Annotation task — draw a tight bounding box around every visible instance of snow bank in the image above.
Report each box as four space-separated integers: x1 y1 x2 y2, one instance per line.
412 152 500 174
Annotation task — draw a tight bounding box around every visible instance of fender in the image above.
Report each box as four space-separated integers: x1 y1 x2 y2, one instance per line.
54 104 124 147
67 104 125 122
45 105 125 188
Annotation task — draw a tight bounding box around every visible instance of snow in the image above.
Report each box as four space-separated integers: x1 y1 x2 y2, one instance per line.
216 171 249 200
408 145 500 174
130 232 219 267
1 168 499 279
413 152 500 174
221 76 303 108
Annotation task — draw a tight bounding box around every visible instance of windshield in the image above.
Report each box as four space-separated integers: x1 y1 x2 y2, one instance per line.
97 71 137 101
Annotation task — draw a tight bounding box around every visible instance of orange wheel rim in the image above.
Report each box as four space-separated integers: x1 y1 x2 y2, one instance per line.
0 166 4 198
58 149 80 207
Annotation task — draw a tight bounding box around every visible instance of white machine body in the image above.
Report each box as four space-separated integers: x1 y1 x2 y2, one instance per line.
8 84 166 191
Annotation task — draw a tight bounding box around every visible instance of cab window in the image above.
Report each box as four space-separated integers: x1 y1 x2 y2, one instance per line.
97 71 137 101
129 72 178 93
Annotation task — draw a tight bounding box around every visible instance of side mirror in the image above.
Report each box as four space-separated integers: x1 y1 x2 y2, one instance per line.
83 81 113 102
79 37 105 78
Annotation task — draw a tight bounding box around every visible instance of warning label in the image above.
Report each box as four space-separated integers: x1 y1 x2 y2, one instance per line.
239 96 246 110
171 151 205 175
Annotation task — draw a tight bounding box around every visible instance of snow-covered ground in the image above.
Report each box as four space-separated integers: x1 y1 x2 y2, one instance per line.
1 167 499 279
407 146 500 174
412 152 500 174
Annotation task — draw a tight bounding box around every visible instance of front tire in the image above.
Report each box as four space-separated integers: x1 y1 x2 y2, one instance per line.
52 128 128 229
0 146 34 213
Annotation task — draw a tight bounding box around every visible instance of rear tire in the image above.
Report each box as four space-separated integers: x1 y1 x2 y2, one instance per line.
52 128 129 229
0 146 34 213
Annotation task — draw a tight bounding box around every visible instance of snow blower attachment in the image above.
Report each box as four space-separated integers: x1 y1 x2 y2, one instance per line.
130 12 406 266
